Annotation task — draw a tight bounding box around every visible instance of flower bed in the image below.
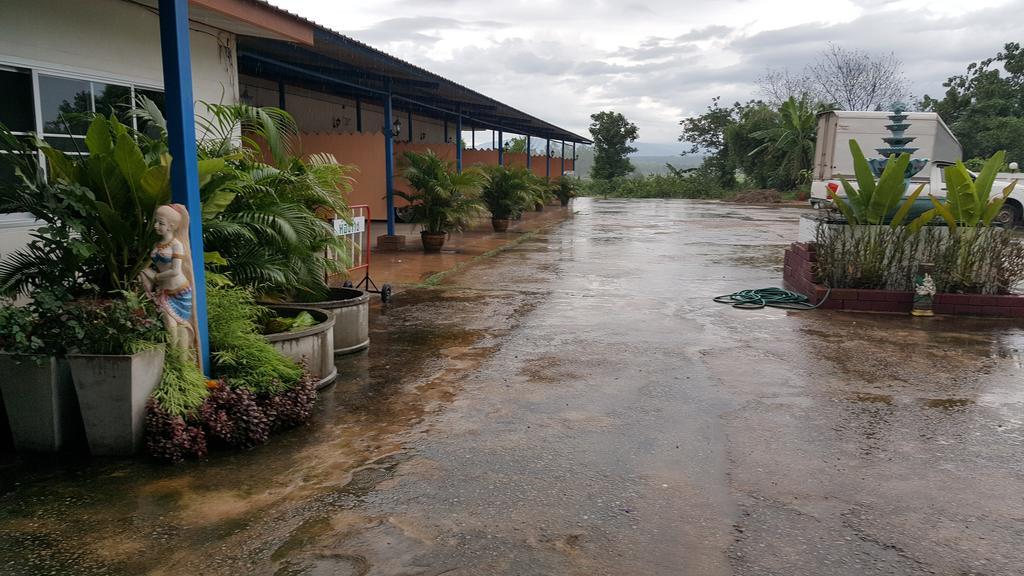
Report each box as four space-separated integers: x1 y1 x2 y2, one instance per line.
784 242 1024 316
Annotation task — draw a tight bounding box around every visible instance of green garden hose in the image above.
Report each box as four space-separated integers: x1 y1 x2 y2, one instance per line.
713 287 830 310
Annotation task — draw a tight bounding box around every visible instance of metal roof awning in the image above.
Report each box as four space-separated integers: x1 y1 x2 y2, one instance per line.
235 29 591 144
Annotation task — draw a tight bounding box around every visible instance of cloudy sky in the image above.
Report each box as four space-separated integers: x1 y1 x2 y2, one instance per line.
267 0 1020 152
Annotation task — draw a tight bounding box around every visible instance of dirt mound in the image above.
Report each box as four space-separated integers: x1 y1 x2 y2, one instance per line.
728 189 782 204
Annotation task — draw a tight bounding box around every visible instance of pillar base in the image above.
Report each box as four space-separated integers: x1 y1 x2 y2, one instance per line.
376 234 406 251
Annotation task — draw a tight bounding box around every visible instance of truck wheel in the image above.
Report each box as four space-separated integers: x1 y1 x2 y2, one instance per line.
995 204 1020 228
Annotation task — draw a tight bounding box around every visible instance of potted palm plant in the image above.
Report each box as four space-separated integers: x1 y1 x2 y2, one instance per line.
396 150 485 252
481 165 535 232
555 176 578 207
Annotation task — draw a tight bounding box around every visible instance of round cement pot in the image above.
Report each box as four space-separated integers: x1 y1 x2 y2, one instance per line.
263 306 337 390
421 231 446 253
560 198 570 207
491 218 510 232
534 204 545 212
289 288 370 355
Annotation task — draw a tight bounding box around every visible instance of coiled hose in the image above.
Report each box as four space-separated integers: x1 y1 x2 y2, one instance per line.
713 287 830 310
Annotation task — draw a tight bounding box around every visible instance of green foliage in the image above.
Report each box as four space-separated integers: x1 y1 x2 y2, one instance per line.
206 285 301 395
749 97 819 190
0 288 76 357
581 167 725 199
62 291 166 355
815 224 1024 294
396 150 485 234
133 100 354 300
262 310 318 335
831 140 929 228
503 136 529 154
480 165 536 219
589 111 639 180
0 114 171 296
927 152 1017 230
151 346 209 417
554 176 578 204
921 42 1024 163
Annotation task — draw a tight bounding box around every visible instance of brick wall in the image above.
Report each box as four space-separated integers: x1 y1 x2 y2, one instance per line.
782 242 1024 317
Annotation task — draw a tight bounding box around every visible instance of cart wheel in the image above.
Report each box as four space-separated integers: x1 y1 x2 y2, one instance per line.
380 284 392 303
342 279 353 288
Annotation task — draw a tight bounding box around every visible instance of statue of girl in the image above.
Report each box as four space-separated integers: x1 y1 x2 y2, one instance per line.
140 204 200 367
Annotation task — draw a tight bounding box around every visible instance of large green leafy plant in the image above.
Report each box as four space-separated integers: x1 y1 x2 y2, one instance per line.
926 151 1017 229
137 101 354 299
397 150 484 234
831 140 931 229
0 114 174 295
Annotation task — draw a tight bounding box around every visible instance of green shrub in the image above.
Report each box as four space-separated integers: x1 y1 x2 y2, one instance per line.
63 292 165 355
580 169 725 199
207 285 301 394
815 224 1024 294
151 346 209 417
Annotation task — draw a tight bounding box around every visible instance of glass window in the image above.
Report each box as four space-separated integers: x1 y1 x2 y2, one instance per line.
0 68 34 133
39 75 93 136
92 82 133 125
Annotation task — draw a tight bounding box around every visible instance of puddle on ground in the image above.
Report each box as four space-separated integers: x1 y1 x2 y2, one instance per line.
921 398 976 410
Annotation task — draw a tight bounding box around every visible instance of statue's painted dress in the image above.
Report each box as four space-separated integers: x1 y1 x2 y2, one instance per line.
150 239 193 324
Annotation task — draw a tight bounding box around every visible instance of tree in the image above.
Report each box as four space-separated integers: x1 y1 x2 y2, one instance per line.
588 111 638 180
503 136 529 154
749 97 820 190
756 44 910 110
920 42 1024 163
679 97 747 188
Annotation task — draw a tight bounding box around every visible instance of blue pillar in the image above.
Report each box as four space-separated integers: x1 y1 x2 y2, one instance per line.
158 0 208 372
407 110 412 142
384 87 396 235
545 138 551 181
497 129 504 166
561 141 565 175
572 142 576 175
443 120 448 144
456 111 463 173
472 130 475 149
526 135 532 170
277 81 286 110
356 98 362 132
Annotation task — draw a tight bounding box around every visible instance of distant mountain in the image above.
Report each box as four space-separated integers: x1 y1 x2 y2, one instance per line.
571 144 704 178
630 154 702 176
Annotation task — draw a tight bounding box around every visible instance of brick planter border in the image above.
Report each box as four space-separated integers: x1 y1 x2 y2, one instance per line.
782 242 1024 317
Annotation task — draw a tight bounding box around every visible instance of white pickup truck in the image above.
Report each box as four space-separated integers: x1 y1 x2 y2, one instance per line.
811 161 1022 225
809 110 1021 225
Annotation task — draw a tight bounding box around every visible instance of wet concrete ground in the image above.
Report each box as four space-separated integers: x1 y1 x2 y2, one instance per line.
2 198 1024 575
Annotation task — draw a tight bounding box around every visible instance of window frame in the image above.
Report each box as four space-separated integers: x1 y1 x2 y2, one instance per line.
0 56 165 226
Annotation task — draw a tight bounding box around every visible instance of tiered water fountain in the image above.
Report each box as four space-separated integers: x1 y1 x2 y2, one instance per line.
868 102 929 185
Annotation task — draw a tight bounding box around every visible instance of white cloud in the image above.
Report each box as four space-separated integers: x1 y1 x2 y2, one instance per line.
267 0 1021 147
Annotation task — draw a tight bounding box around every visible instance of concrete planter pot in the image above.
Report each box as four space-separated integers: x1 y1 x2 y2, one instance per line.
491 218 510 232
0 353 83 452
68 346 165 456
264 306 337 389
287 288 369 356
421 231 446 252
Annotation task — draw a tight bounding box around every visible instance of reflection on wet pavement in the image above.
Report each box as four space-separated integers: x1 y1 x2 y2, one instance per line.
2 198 1023 575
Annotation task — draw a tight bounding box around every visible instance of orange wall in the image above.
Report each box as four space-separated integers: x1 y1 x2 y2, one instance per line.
296 133 576 221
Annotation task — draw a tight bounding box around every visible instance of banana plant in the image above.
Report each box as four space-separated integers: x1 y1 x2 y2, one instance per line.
831 139 933 230
927 151 1018 230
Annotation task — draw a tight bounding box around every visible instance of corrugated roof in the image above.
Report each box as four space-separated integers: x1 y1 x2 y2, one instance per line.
232 0 591 143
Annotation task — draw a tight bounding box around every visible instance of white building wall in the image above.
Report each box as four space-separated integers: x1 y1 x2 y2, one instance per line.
0 0 238 261
0 0 238 112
